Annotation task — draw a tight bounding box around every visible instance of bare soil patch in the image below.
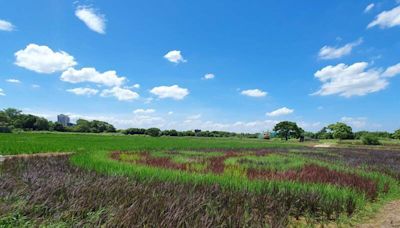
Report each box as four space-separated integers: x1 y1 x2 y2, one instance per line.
357 200 400 228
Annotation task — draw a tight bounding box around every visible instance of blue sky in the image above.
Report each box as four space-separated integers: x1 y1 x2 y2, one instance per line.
0 0 400 132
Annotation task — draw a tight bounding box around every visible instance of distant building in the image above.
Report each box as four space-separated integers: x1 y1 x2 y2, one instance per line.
57 114 70 126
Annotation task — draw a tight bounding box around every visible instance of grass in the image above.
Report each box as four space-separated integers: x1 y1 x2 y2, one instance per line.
0 132 302 155
71 149 400 224
0 156 294 227
1 132 400 226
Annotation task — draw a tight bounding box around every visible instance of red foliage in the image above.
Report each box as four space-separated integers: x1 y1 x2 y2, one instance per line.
111 151 379 199
140 153 188 171
206 151 241 174
247 164 379 199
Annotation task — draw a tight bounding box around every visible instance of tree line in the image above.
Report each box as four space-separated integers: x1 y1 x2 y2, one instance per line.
0 108 258 138
0 108 116 133
273 121 400 145
1 108 400 142
123 127 259 138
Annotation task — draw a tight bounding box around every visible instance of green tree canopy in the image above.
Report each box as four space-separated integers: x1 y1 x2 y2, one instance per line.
393 129 400 139
327 122 353 140
273 121 303 141
146 128 161 137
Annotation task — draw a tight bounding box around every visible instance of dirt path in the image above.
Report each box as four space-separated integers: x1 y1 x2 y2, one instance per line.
357 200 400 228
0 152 73 163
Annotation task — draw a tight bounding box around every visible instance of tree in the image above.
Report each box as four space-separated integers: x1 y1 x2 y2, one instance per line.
0 111 11 133
74 119 91 132
3 108 22 120
14 114 37 130
52 122 66 132
361 133 381 145
33 117 49 131
327 122 353 140
124 128 146 135
273 121 302 141
393 129 400 140
146 128 161 137
316 127 333 139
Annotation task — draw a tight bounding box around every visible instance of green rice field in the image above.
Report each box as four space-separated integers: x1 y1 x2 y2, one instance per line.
1 133 400 227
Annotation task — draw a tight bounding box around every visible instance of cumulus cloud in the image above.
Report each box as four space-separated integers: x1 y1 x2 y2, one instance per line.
133 109 155 114
313 62 400 97
341 117 367 129
298 121 322 130
132 84 140 89
75 6 106 34
266 107 294 117
382 63 400 77
15 44 77 74
186 114 202 120
6 79 21 84
61 67 126 87
0 89 5 96
22 108 327 133
150 85 189 100
67 87 99 96
203 73 215 80
100 87 139 101
318 38 363 60
241 89 267 97
164 50 186 63
364 3 375 13
0 19 15 31
368 6 400 29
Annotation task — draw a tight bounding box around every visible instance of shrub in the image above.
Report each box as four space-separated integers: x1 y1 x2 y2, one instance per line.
361 134 381 145
0 126 11 133
393 129 400 140
146 128 161 137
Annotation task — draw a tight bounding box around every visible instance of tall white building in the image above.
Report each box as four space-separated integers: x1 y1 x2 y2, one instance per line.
57 114 70 126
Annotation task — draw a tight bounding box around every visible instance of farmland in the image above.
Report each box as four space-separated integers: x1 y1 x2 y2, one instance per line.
1 133 400 227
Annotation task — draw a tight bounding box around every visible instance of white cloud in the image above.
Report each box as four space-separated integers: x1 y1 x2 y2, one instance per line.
15 44 77 74
341 117 367 129
368 6 400 29
0 19 15 31
144 97 154 104
67 87 99 96
0 89 5 96
133 109 155 114
164 50 186 63
364 3 375 13
125 83 140 89
203 73 215 80
266 107 294 117
150 85 189 100
61 67 126 87
100 87 139 101
6 79 21 84
318 38 363 60
382 63 400 77
312 62 400 97
32 84 40 88
21 108 328 133
298 121 321 130
241 89 267 97
187 114 202 120
75 6 106 34
168 111 174 115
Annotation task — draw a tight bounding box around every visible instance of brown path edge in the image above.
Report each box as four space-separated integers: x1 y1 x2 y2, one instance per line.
357 200 400 228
